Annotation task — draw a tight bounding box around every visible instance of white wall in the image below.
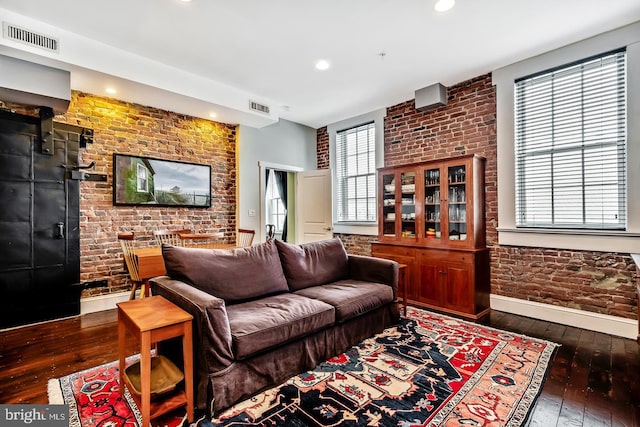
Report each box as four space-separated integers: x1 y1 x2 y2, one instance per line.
238 119 317 241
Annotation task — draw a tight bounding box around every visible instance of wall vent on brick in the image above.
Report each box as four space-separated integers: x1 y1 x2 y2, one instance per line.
249 100 270 114
3 22 59 53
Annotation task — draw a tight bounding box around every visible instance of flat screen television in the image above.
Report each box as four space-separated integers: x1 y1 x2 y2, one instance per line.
112 154 211 208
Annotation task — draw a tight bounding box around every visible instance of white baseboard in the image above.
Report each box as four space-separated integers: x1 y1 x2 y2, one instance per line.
490 294 638 340
80 292 130 315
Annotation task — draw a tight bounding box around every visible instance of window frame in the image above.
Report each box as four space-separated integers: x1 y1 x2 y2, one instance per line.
514 49 627 231
335 121 377 224
493 22 640 252
328 108 386 235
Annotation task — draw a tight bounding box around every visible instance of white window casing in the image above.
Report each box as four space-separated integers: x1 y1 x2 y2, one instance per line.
514 49 627 231
493 21 640 253
328 108 386 235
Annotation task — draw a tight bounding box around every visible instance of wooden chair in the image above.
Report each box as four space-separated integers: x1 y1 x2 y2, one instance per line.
118 232 147 300
153 228 192 247
237 229 255 247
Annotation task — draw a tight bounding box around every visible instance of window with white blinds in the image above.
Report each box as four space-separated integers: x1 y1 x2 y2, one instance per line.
336 122 377 222
514 49 627 230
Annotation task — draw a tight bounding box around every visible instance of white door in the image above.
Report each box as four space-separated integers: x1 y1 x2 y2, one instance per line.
296 169 333 243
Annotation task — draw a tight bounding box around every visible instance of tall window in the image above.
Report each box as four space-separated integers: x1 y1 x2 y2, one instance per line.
336 122 376 223
514 49 627 230
266 169 286 233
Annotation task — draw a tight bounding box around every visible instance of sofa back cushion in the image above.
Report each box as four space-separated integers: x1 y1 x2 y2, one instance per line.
162 240 289 303
275 238 348 291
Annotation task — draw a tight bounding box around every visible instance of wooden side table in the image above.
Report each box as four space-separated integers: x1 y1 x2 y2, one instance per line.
398 263 408 316
117 296 194 427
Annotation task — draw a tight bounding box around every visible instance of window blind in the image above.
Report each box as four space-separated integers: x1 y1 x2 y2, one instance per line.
336 121 376 222
514 49 627 230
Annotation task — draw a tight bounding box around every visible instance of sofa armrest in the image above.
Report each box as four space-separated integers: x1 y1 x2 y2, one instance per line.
150 276 234 372
347 255 399 298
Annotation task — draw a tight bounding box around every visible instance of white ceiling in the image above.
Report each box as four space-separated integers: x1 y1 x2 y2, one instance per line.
1 0 639 129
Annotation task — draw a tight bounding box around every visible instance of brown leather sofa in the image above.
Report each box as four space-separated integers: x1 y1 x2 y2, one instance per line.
150 237 400 415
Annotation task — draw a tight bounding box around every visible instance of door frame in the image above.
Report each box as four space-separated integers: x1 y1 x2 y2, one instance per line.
258 161 303 243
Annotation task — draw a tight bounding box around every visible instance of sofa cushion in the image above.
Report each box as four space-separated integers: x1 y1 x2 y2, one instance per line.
275 238 349 291
162 240 289 303
294 280 394 322
225 293 335 359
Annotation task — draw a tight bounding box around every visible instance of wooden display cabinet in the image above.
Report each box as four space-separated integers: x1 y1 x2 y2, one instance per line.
373 154 490 319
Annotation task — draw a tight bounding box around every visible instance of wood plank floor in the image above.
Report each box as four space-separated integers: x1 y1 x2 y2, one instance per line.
0 308 639 426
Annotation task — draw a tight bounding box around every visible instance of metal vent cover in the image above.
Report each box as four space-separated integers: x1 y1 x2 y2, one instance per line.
249 100 270 114
3 22 59 53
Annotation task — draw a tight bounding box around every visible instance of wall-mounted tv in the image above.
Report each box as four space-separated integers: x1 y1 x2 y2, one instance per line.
113 154 211 207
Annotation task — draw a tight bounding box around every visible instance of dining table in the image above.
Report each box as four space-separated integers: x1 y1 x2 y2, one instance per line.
134 241 235 280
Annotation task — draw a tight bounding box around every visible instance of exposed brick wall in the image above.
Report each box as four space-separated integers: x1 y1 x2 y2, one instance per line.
5 92 236 297
335 233 376 256
317 74 638 320
491 247 637 318
316 126 329 169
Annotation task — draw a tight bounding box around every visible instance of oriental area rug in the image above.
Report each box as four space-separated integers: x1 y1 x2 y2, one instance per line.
49 307 558 427
48 354 186 427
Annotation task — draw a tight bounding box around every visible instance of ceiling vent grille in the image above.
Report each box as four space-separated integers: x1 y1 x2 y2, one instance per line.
249 100 270 115
3 22 59 53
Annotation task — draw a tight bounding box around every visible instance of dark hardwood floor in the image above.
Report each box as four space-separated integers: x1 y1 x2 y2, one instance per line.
1 308 638 426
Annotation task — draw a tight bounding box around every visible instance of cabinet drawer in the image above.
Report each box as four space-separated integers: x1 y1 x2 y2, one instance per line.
417 248 473 264
371 243 417 258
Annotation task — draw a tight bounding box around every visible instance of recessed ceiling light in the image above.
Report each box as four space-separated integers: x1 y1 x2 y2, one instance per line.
105 87 117 95
315 60 330 71
209 112 217 118
434 0 455 12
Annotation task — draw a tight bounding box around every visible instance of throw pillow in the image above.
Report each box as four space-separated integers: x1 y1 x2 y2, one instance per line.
162 240 289 303
275 238 348 291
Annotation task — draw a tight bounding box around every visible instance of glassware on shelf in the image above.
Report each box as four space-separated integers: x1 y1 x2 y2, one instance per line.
448 167 466 183
425 169 440 185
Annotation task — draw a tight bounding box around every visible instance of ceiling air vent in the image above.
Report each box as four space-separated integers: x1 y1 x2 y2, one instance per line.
3 22 59 53
249 100 270 115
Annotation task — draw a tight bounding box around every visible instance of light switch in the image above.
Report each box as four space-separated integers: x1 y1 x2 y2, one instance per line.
248 209 256 217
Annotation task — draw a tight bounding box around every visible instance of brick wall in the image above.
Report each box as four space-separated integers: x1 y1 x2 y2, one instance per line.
5 92 237 297
317 74 637 320
316 126 329 169
334 233 376 256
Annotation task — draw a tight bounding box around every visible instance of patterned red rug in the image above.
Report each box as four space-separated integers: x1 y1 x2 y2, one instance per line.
48 354 186 427
204 307 559 426
49 307 558 427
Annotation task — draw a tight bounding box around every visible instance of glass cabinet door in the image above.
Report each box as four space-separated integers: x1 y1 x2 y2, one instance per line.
400 172 416 238
447 165 467 241
381 173 397 237
378 155 484 248
423 168 441 240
